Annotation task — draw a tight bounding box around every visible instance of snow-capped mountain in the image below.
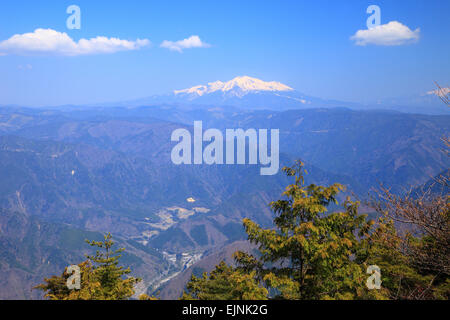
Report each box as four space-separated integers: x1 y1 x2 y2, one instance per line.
174 76 294 98
165 75 348 110
106 75 331 110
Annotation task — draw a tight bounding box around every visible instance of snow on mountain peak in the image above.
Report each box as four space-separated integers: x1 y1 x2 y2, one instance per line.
174 76 294 97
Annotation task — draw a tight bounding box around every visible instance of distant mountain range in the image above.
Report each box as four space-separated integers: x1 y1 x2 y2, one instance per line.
93 76 450 115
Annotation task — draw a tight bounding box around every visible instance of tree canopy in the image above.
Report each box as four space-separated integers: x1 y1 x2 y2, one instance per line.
35 233 140 300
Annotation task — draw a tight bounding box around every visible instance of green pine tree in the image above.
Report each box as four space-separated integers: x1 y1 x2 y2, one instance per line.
182 261 268 300
235 161 379 300
35 233 140 300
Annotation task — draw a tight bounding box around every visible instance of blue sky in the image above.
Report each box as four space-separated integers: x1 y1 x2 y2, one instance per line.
0 0 449 106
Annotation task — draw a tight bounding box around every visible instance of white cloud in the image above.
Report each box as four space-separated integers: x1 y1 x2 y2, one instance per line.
350 21 420 46
160 35 210 52
0 28 150 56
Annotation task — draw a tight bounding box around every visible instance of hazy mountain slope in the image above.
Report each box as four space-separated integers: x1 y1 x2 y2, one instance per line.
0 131 361 252
12 105 449 193
412 169 449 197
235 108 450 191
0 106 447 228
